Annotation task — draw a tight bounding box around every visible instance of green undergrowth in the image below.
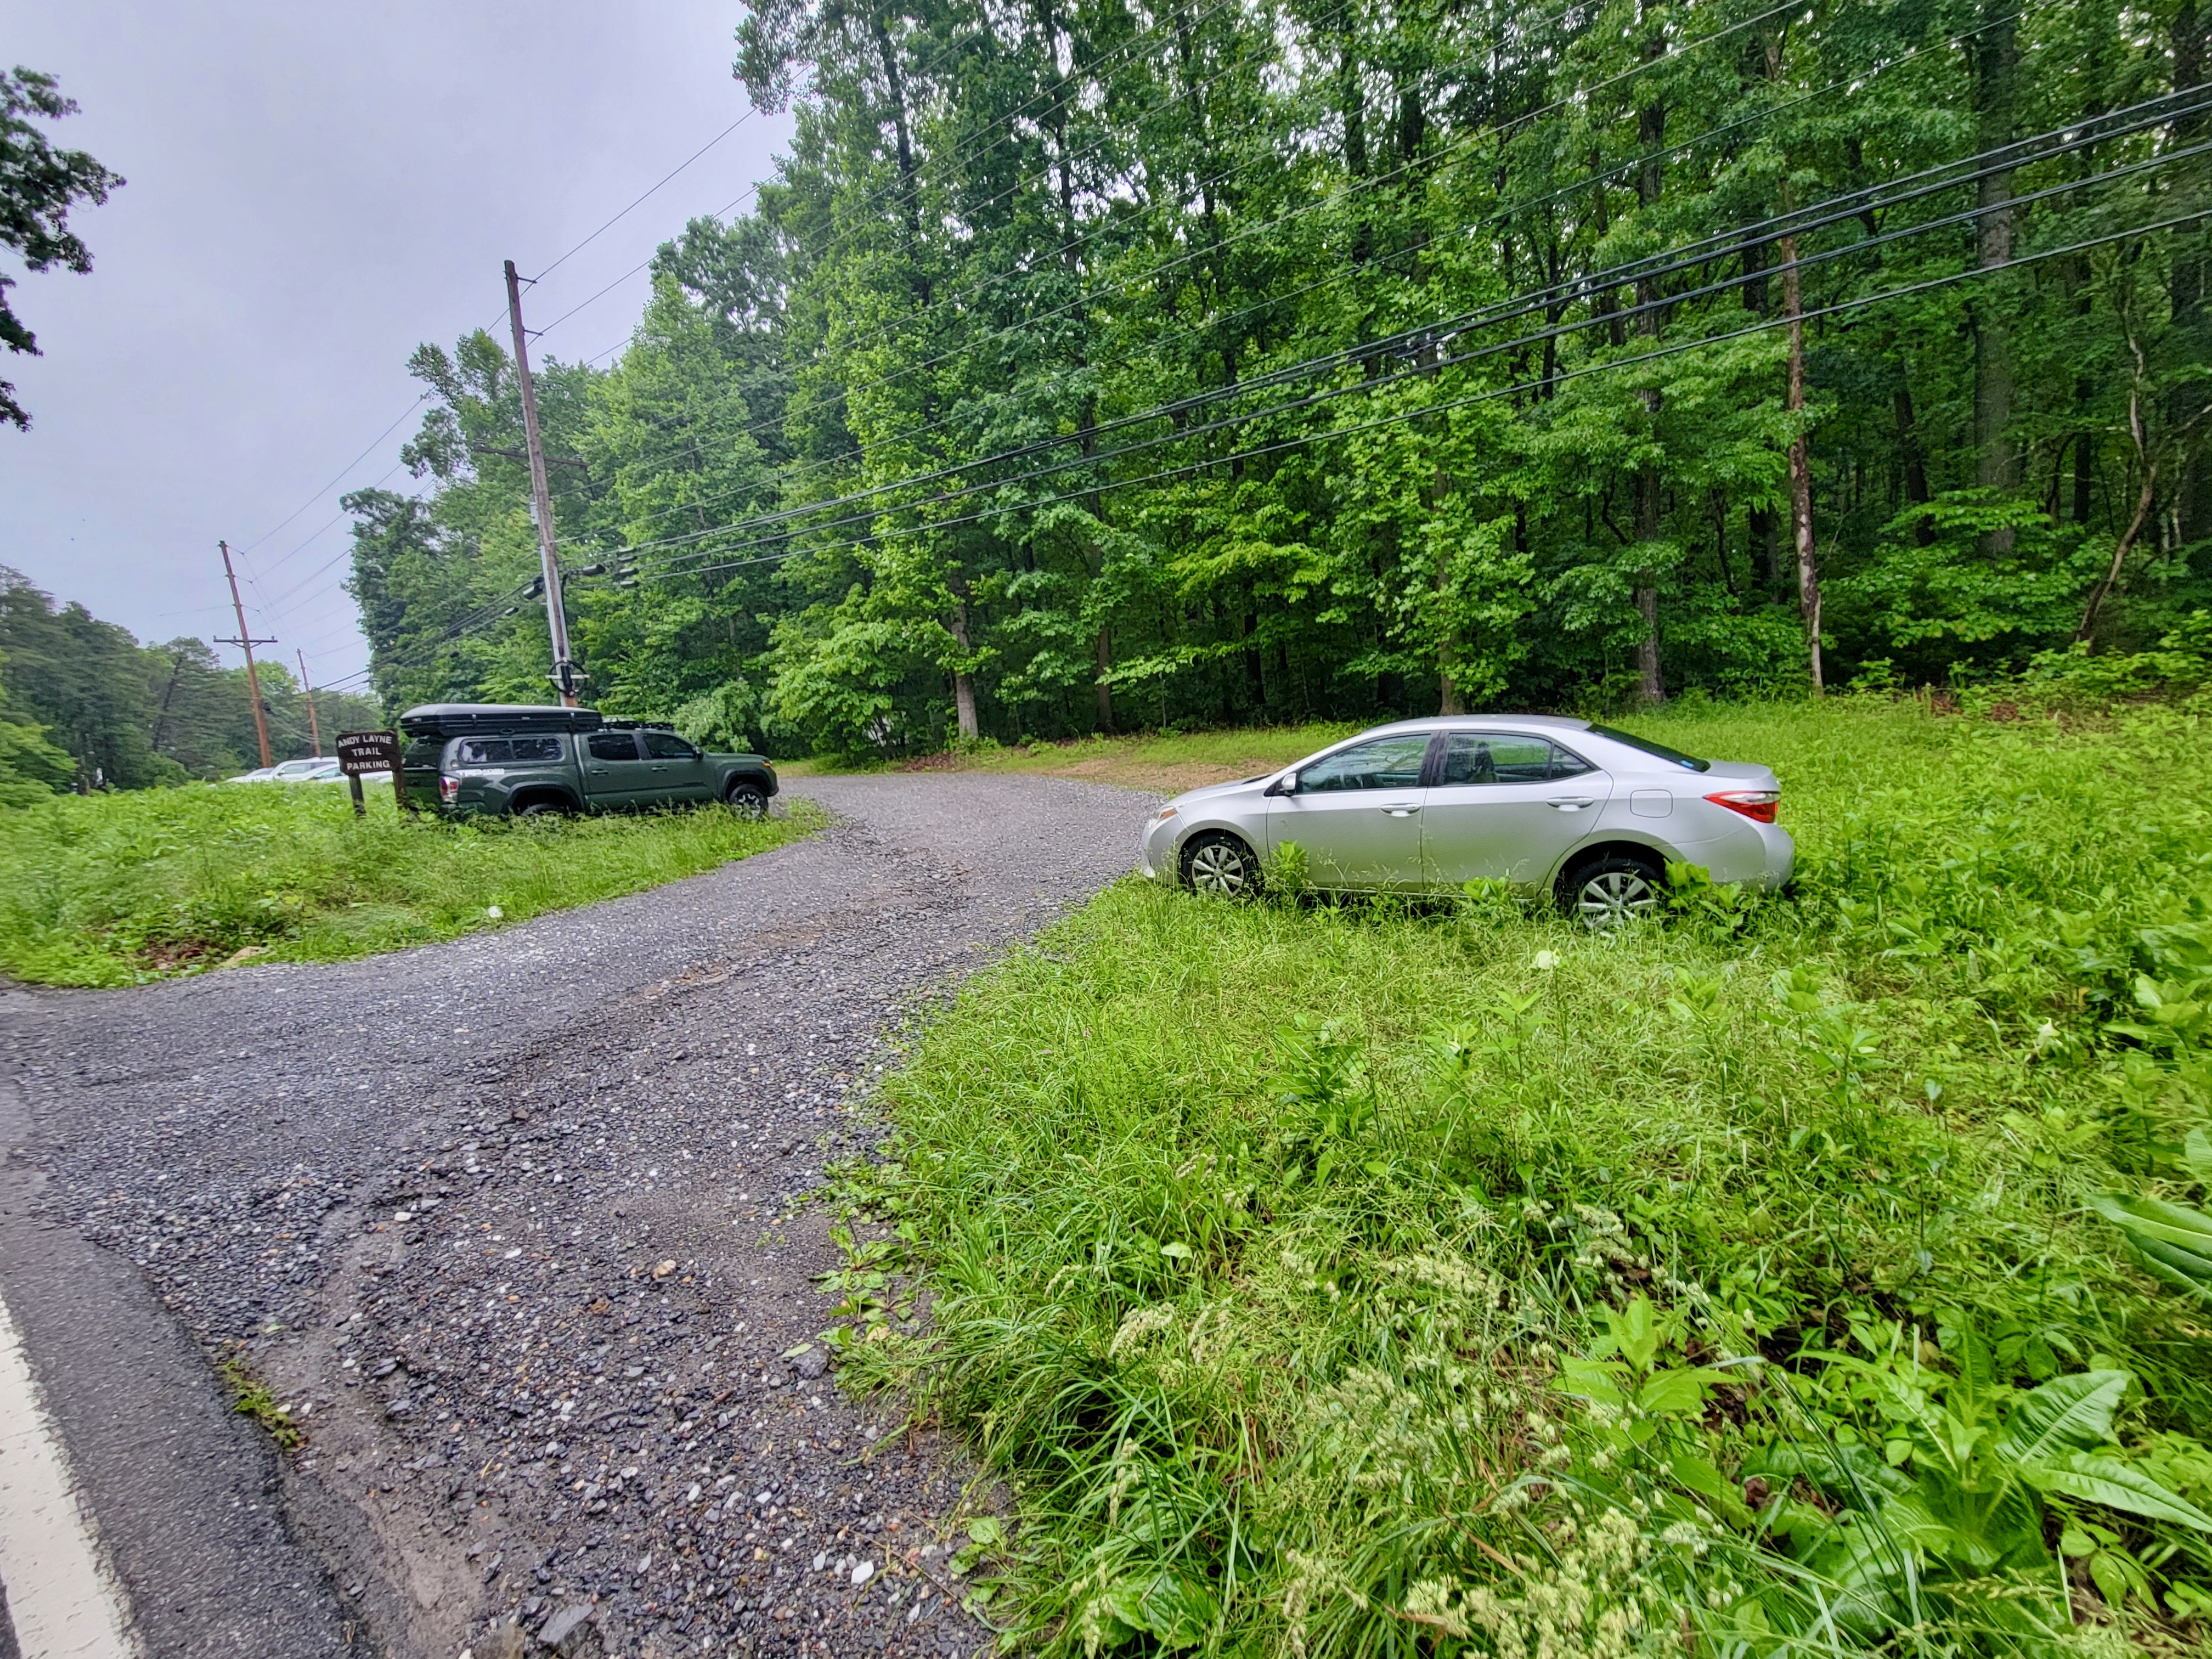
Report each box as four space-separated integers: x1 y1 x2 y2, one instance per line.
833 696 2212 1657
0 786 822 986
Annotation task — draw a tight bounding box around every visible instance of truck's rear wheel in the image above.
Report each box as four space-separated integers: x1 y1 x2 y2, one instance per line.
724 781 768 819
516 797 572 821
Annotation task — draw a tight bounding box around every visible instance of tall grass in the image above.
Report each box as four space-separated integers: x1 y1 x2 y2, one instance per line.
836 697 2212 1655
0 785 821 986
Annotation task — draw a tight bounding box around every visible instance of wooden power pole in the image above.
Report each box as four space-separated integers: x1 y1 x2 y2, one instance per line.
216 540 276 769
297 649 323 755
504 259 580 707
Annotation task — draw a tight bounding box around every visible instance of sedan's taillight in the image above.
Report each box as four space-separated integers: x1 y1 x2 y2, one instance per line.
439 775 461 805
1706 789 1779 823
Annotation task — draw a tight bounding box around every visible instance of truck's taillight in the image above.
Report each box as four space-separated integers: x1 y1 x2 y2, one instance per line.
1706 789 1779 823
439 775 460 804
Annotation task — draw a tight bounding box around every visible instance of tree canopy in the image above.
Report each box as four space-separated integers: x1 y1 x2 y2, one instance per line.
352 0 2212 754
0 566 380 793
0 66 123 431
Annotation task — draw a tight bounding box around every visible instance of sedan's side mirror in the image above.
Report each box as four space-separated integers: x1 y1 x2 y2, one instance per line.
1263 771 1297 798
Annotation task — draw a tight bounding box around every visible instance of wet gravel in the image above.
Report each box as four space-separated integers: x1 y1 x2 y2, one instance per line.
1 774 1154 1659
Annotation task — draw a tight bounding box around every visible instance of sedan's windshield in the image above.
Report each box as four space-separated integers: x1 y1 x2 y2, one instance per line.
1588 725 1710 772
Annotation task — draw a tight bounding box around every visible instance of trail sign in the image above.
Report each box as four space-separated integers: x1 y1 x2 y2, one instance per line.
335 730 407 815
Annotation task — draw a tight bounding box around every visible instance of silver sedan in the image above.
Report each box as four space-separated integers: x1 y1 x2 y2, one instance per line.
1137 715 1793 924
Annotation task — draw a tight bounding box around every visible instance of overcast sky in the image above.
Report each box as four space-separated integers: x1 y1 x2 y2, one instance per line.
1 0 792 697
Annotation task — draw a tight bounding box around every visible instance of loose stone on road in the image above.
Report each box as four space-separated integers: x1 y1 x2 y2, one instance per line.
0 774 1153 1659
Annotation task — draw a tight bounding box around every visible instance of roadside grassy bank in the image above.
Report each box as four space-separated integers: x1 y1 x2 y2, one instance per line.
0 786 822 987
837 696 2212 1655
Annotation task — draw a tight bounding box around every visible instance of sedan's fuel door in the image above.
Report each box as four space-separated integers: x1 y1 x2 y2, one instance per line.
1420 732 1614 889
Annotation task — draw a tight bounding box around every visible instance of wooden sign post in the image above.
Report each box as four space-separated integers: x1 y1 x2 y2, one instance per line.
335 730 405 816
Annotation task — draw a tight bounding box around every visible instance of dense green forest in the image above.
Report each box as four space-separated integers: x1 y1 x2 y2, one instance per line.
0 565 380 798
349 0 2210 754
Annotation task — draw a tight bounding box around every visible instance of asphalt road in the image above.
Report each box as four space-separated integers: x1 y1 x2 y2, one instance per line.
0 773 1153 1659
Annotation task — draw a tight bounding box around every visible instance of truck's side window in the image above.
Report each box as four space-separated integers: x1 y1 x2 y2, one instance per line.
586 732 643 762
456 736 564 765
644 731 701 761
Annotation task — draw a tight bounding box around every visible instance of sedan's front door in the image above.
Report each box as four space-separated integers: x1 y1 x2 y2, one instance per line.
642 730 712 804
583 729 651 808
1266 732 1434 889
1421 732 1614 888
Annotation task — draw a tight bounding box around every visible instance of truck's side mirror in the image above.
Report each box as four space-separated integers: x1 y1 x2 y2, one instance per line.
1263 771 1297 798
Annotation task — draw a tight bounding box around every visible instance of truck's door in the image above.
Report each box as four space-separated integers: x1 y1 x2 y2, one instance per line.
582 729 650 808
642 730 712 804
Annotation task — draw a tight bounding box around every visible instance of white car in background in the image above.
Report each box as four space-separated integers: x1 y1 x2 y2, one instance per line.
1139 715 1793 925
227 758 342 782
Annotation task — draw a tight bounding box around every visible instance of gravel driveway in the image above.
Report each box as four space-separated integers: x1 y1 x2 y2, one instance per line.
0 773 1154 1659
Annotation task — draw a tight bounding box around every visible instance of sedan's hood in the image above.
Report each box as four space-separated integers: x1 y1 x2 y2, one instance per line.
1168 774 1275 810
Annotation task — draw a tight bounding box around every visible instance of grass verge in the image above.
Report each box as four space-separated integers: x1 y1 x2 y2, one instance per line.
0 786 823 987
836 695 2212 1655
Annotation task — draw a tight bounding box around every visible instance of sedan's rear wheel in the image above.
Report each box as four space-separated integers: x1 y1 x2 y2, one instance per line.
1561 854 1662 929
1182 832 1261 898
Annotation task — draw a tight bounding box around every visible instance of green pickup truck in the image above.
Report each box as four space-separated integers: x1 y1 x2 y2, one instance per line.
398 703 778 820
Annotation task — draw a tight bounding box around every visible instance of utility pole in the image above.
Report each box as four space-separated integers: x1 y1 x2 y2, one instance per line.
216 540 276 769
297 650 323 755
504 259 580 707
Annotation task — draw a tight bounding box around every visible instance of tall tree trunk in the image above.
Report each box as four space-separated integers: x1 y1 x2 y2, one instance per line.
870 16 927 281
947 592 980 741
1971 0 2020 551
1750 506 1780 588
1895 377 1937 545
1094 625 1114 732
2172 0 2209 544
1780 229 1824 693
1631 20 1667 704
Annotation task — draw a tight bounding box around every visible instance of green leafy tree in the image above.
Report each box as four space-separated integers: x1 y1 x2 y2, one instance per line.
0 67 122 430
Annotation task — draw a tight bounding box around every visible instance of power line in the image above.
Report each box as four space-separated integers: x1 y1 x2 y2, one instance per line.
625 211 2202 598
577 24 2149 561
551 0 1820 506
360 201 2193 694
531 110 764 287
233 395 433 561
563 105 2209 586
534 0 1256 353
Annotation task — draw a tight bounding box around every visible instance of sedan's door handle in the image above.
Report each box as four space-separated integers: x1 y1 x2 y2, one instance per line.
1383 806 1419 817
1548 797 1595 810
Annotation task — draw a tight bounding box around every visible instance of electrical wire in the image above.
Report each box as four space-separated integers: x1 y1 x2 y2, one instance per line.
359 189 2195 699
557 0 2069 544
550 0 1832 501
561 105 2209 584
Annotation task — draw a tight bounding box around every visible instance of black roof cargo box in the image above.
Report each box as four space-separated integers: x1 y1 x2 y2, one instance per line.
398 704 604 740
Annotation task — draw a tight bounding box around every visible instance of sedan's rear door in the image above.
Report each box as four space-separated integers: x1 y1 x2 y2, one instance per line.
1420 732 1613 889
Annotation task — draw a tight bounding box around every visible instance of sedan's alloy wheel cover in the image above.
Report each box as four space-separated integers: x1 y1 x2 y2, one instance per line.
1577 869 1657 927
1189 841 1251 894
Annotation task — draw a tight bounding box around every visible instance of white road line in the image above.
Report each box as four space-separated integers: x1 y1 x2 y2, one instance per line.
0 1286 137 1658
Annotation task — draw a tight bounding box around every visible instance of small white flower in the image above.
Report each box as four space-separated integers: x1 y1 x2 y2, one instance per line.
486 905 503 919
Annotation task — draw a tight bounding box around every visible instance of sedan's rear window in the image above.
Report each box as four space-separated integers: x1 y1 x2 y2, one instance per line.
455 736 563 764
1439 733 1595 784
1588 725 1710 772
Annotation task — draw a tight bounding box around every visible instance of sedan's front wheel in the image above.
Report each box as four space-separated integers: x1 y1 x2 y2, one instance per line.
1181 832 1262 898
1561 854 1662 929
